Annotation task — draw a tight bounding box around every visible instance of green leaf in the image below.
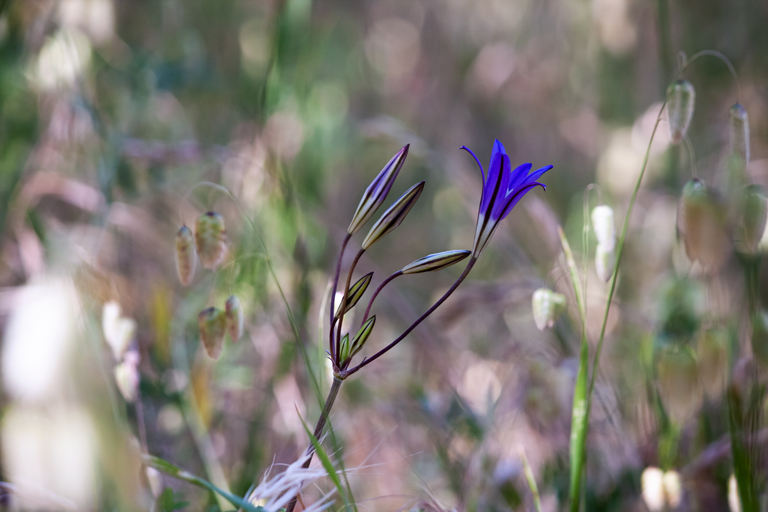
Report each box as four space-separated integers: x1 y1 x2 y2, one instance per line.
143 454 264 512
297 412 345 499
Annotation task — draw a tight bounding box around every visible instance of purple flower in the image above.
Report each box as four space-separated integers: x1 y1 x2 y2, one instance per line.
461 140 553 256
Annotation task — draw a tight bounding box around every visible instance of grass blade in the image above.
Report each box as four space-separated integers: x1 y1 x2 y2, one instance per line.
520 447 542 512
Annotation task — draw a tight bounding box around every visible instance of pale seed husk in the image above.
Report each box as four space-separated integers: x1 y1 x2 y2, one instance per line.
225 295 244 342
667 80 695 145
175 225 196 285
195 212 227 269
656 345 701 425
198 307 226 359
532 288 567 330
679 179 729 272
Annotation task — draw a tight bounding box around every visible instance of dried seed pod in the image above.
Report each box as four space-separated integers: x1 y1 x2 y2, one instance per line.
198 307 226 359
595 243 615 283
591 205 616 250
195 212 226 269
335 272 373 319
656 345 701 425
225 295 244 341
679 179 729 272
729 103 750 164
667 80 695 144
348 145 409 234
531 288 567 330
175 225 196 285
751 311 768 366
401 250 471 274
736 184 767 255
361 181 425 250
697 326 729 399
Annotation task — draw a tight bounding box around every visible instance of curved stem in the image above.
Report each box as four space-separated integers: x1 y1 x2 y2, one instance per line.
334 249 365 365
683 50 741 102
361 271 403 324
329 234 352 362
342 257 477 378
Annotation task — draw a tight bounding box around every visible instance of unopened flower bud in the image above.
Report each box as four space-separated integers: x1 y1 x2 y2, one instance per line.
736 184 767 255
729 103 750 164
361 181 425 250
591 205 616 250
348 145 409 234
198 307 226 359
225 295 244 341
175 225 196 285
697 326 729 399
195 212 226 269
595 243 615 283
349 316 376 359
680 179 729 272
338 333 350 365
401 250 471 274
667 80 695 144
335 272 373 319
656 345 701 425
531 288 567 330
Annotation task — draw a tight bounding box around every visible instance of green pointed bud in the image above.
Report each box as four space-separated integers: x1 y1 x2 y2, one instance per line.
195 211 227 269
361 181 425 250
667 80 695 145
335 272 373 319
225 295 244 341
198 307 226 359
531 288 567 330
348 145 409 234
697 326 728 399
655 345 701 425
680 179 729 272
338 333 351 365
736 184 767 255
751 311 768 366
729 103 750 164
349 316 376 358
401 250 471 274
175 225 196 285
591 205 616 250
595 243 615 283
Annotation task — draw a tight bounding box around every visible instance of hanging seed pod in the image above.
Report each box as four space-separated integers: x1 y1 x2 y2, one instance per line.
656 345 701 425
348 145 409 235
195 212 226 269
198 307 227 359
751 311 768 366
113 350 140 403
736 184 768 255
335 272 373 319
531 288 567 330
595 243 615 283
697 326 729 399
679 179 729 272
728 475 740 512
662 470 682 509
225 295 244 342
401 250 471 274
591 205 616 250
361 181 425 250
667 80 695 144
729 103 750 164
175 225 197 285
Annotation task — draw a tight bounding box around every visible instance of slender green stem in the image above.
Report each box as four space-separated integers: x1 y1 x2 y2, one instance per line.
285 377 344 512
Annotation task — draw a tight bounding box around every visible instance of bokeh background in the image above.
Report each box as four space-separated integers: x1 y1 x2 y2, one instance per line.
1 0 767 510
